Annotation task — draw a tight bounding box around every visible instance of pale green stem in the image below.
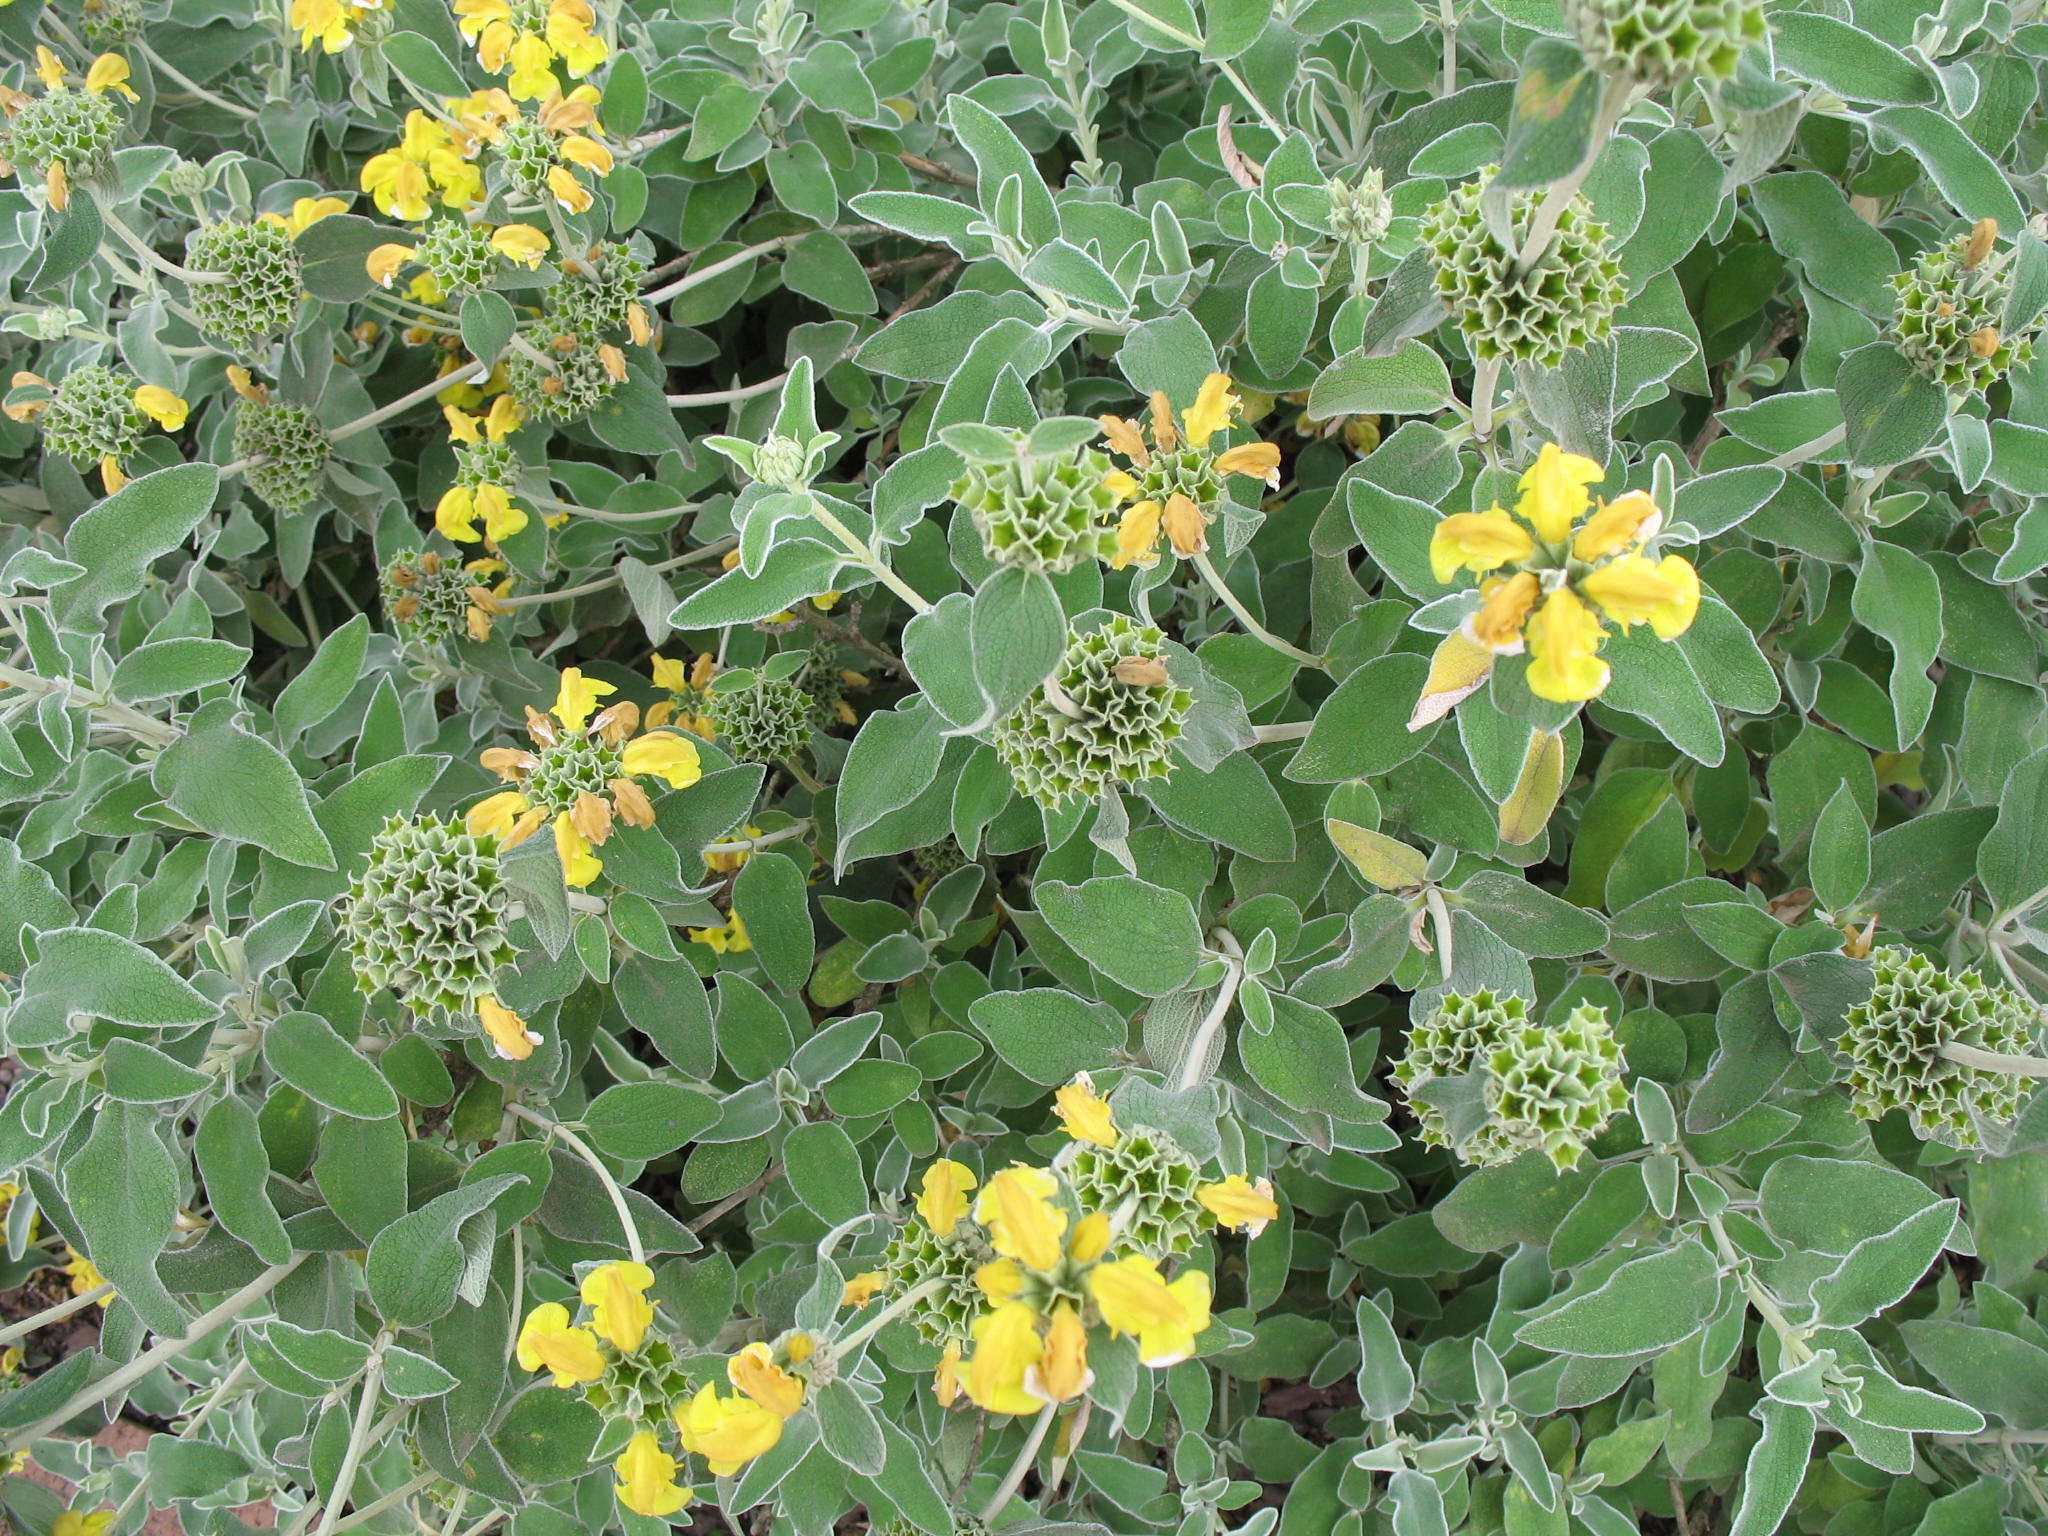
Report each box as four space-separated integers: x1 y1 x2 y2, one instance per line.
4 1257 304 1452
1190 549 1321 666
640 235 801 307
804 493 933 613
1251 721 1312 744
1040 1399 1090 1507
1764 423 1847 471
0 661 180 746
1509 87 1635 278
533 495 700 524
1176 927 1245 1091
979 1404 1059 1524
831 1279 947 1357
0 1282 112 1345
329 1471 435 1534
495 540 737 609
1680 1148 1811 1365
309 1347 386 1536
1468 354 1504 447
700 822 812 858
1423 886 1456 984
330 367 488 442
138 43 259 119
1940 1042 2048 1079
667 372 790 408
504 1103 645 1264
98 206 229 286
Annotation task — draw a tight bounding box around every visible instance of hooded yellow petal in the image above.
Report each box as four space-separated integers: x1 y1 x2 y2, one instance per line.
620 730 703 790
1429 508 1534 585
1516 442 1605 544
916 1159 977 1233
1524 589 1610 703
1182 372 1238 449
580 1260 655 1352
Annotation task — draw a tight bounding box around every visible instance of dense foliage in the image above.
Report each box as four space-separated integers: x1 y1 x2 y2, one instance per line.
1 1 2046 1535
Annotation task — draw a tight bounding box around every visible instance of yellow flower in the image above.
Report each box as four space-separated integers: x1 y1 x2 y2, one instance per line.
467 789 531 840
1524 589 1610 703
366 243 415 287
547 0 608 74
1067 1212 1111 1264
934 1340 962 1406
974 1257 1024 1304
1114 499 1163 570
53 1512 114 1536
687 912 750 953
1516 442 1605 544
1053 1072 1116 1147
361 151 433 222
1214 441 1283 487
975 1166 1066 1273
841 1271 885 1308
614 1431 692 1518
917 1159 978 1233
728 1342 805 1418
261 196 350 234
553 813 602 887
100 454 126 493
46 159 70 212
506 30 558 99
62 1250 111 1304
289 0 353 51
515 1302 605 1386
651 653 689 691
478 995 539 1061
1182 372 1239 449
1430 508 1534 585
581 1261 655 1352
1102 468 1140 499
546 163 594 213
621 730 702 789
1571 489 1661 561
435 484 525 546
705 823 762 874
1088 1257 1211 1367
1579 553 1700 640
963 1302 1044 1416
1098 413 1149 465
554 667 616 731
1466 571 1541 655
1028 1303 1092 1405
84 55 139 101
559 134 615 176
132 385 187 432
35 47 65 90
491 223 551 267
1200 1175 1278 1237
675 1383 783 1475
1161 491 1208 556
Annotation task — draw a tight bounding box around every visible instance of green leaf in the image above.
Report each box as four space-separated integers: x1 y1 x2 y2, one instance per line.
196 1096 291 1265
1977 745 2048 916
1837 343 1946 470
1141 749 1297 861
971 566 1064 719
153 698 335 869
1768 13 1934 105
50 463 220 629
1326 820 1428 890
65 1102 185 1333
109 637 251 702
1037 876 1206 997
272 614 369 747
1868 106 2025 228
835 697 947 873
1495 38 1599 188
733 850 815 996
1516 1240 1721 1356
1724 1401 1815 1536
1455 871 1608 956
494 1387 603 1484
1286 654 1433 781
814 1379 886 1475
946 95 1057 247
968 988 1123 1084
264 1012 401 1120
1810 1200 1959 1328
583 1082 722 1162
1308 341 1455 419
1898 1321 2048 1428
9 925 217 1056
366 1174 525 1329
295 214 408 304
1852 538 1943 748
782 1122 868 1225
1807 783 1871 913
1758 1155 1941 1255
783 231 877 314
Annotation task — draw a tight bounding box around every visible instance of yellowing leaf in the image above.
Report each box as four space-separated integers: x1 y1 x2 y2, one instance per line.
1327 820 1428 890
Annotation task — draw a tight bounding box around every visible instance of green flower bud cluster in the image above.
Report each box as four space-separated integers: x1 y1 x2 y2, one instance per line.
1327 169 1392 247
882 1214 994 1347
506 336 616 422
380 549 477 643
456 437 519 491
547 242 647 340
415 219 505 298
953 432 1121 574
1421 168 1624 370
1396 992 1627 1171
41 364 142 465
1889 230 2039 394
82 0 146 47
341 815 517 1016
526 737 625 811
2 88 122 184
186 220 303 354
582 1335 694 1432
232 401 331 513
911 837 971 883
991 616 1192 809
798 639 848 728
705 672 815 763
1563 0 1767 89
753 434 810 491
494 116 556 203
1062 1124 1208 1257
1837 946 2037 1150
